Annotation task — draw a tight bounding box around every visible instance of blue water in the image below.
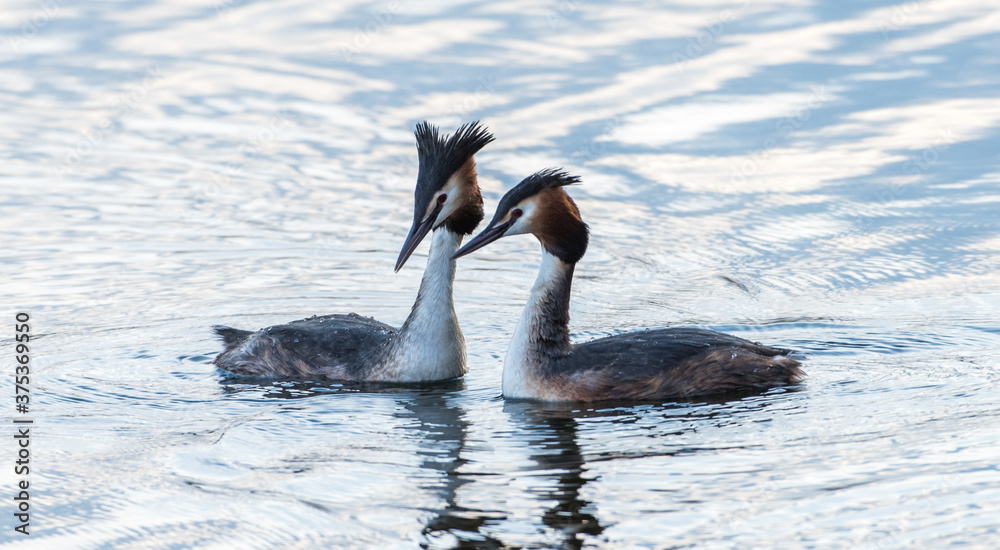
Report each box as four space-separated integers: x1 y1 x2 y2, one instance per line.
2 0 999 547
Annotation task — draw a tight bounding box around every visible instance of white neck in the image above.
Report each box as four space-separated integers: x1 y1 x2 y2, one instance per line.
503 250 574 398
380 228 466 381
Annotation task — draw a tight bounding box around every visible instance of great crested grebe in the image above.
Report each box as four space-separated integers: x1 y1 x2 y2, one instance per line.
213 121 494 381
452 169 803 401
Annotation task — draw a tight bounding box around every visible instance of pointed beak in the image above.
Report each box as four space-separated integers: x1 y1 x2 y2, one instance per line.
395 202 443 272
452 218 514 260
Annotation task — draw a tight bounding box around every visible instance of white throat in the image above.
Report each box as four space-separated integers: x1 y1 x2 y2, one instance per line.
502 250 570 398
383 228 466 381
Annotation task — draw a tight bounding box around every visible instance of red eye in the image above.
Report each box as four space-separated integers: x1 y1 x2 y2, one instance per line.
437 194 447 204
511 208 523 219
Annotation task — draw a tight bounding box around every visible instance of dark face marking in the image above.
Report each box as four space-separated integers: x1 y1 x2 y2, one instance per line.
535 188 589 265
442 157 485 235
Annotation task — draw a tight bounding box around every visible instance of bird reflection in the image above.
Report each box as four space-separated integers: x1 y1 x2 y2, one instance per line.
217 375 505 548
504 401 606 550
216 375 467 399
498 392 794 549
412 392 506 550
215 374 799 548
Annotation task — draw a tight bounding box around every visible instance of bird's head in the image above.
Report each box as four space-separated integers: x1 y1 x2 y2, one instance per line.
452 168 589 265
395 120 495 271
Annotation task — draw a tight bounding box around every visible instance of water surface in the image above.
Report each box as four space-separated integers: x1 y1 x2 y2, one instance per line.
2 0 999 548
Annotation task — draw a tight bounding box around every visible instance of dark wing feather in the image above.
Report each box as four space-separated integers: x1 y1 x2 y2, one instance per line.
569 328 787 367
213 314 398 378
552 328 801 401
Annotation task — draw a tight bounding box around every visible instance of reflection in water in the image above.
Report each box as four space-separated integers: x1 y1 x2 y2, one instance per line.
217 377 605 548
219 376 511 548
413 393 506 550
218 376 503 546
214 377 801 549
217 375 467 399
506 403 605 550
491 393 805 548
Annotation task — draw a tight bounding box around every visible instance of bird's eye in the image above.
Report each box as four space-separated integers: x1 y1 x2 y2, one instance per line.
511 208 523 219
437 194 447 204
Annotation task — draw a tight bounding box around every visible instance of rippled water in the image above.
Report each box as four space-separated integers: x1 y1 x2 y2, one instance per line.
2 0 1000 548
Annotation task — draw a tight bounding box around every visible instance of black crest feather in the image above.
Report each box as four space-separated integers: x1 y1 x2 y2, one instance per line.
412 120 494 226
491 168 581 226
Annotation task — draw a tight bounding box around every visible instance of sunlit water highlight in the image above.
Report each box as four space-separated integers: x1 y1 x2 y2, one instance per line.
1 0 999 548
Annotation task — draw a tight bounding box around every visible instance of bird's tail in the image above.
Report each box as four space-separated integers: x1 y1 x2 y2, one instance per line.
213 325 254 350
